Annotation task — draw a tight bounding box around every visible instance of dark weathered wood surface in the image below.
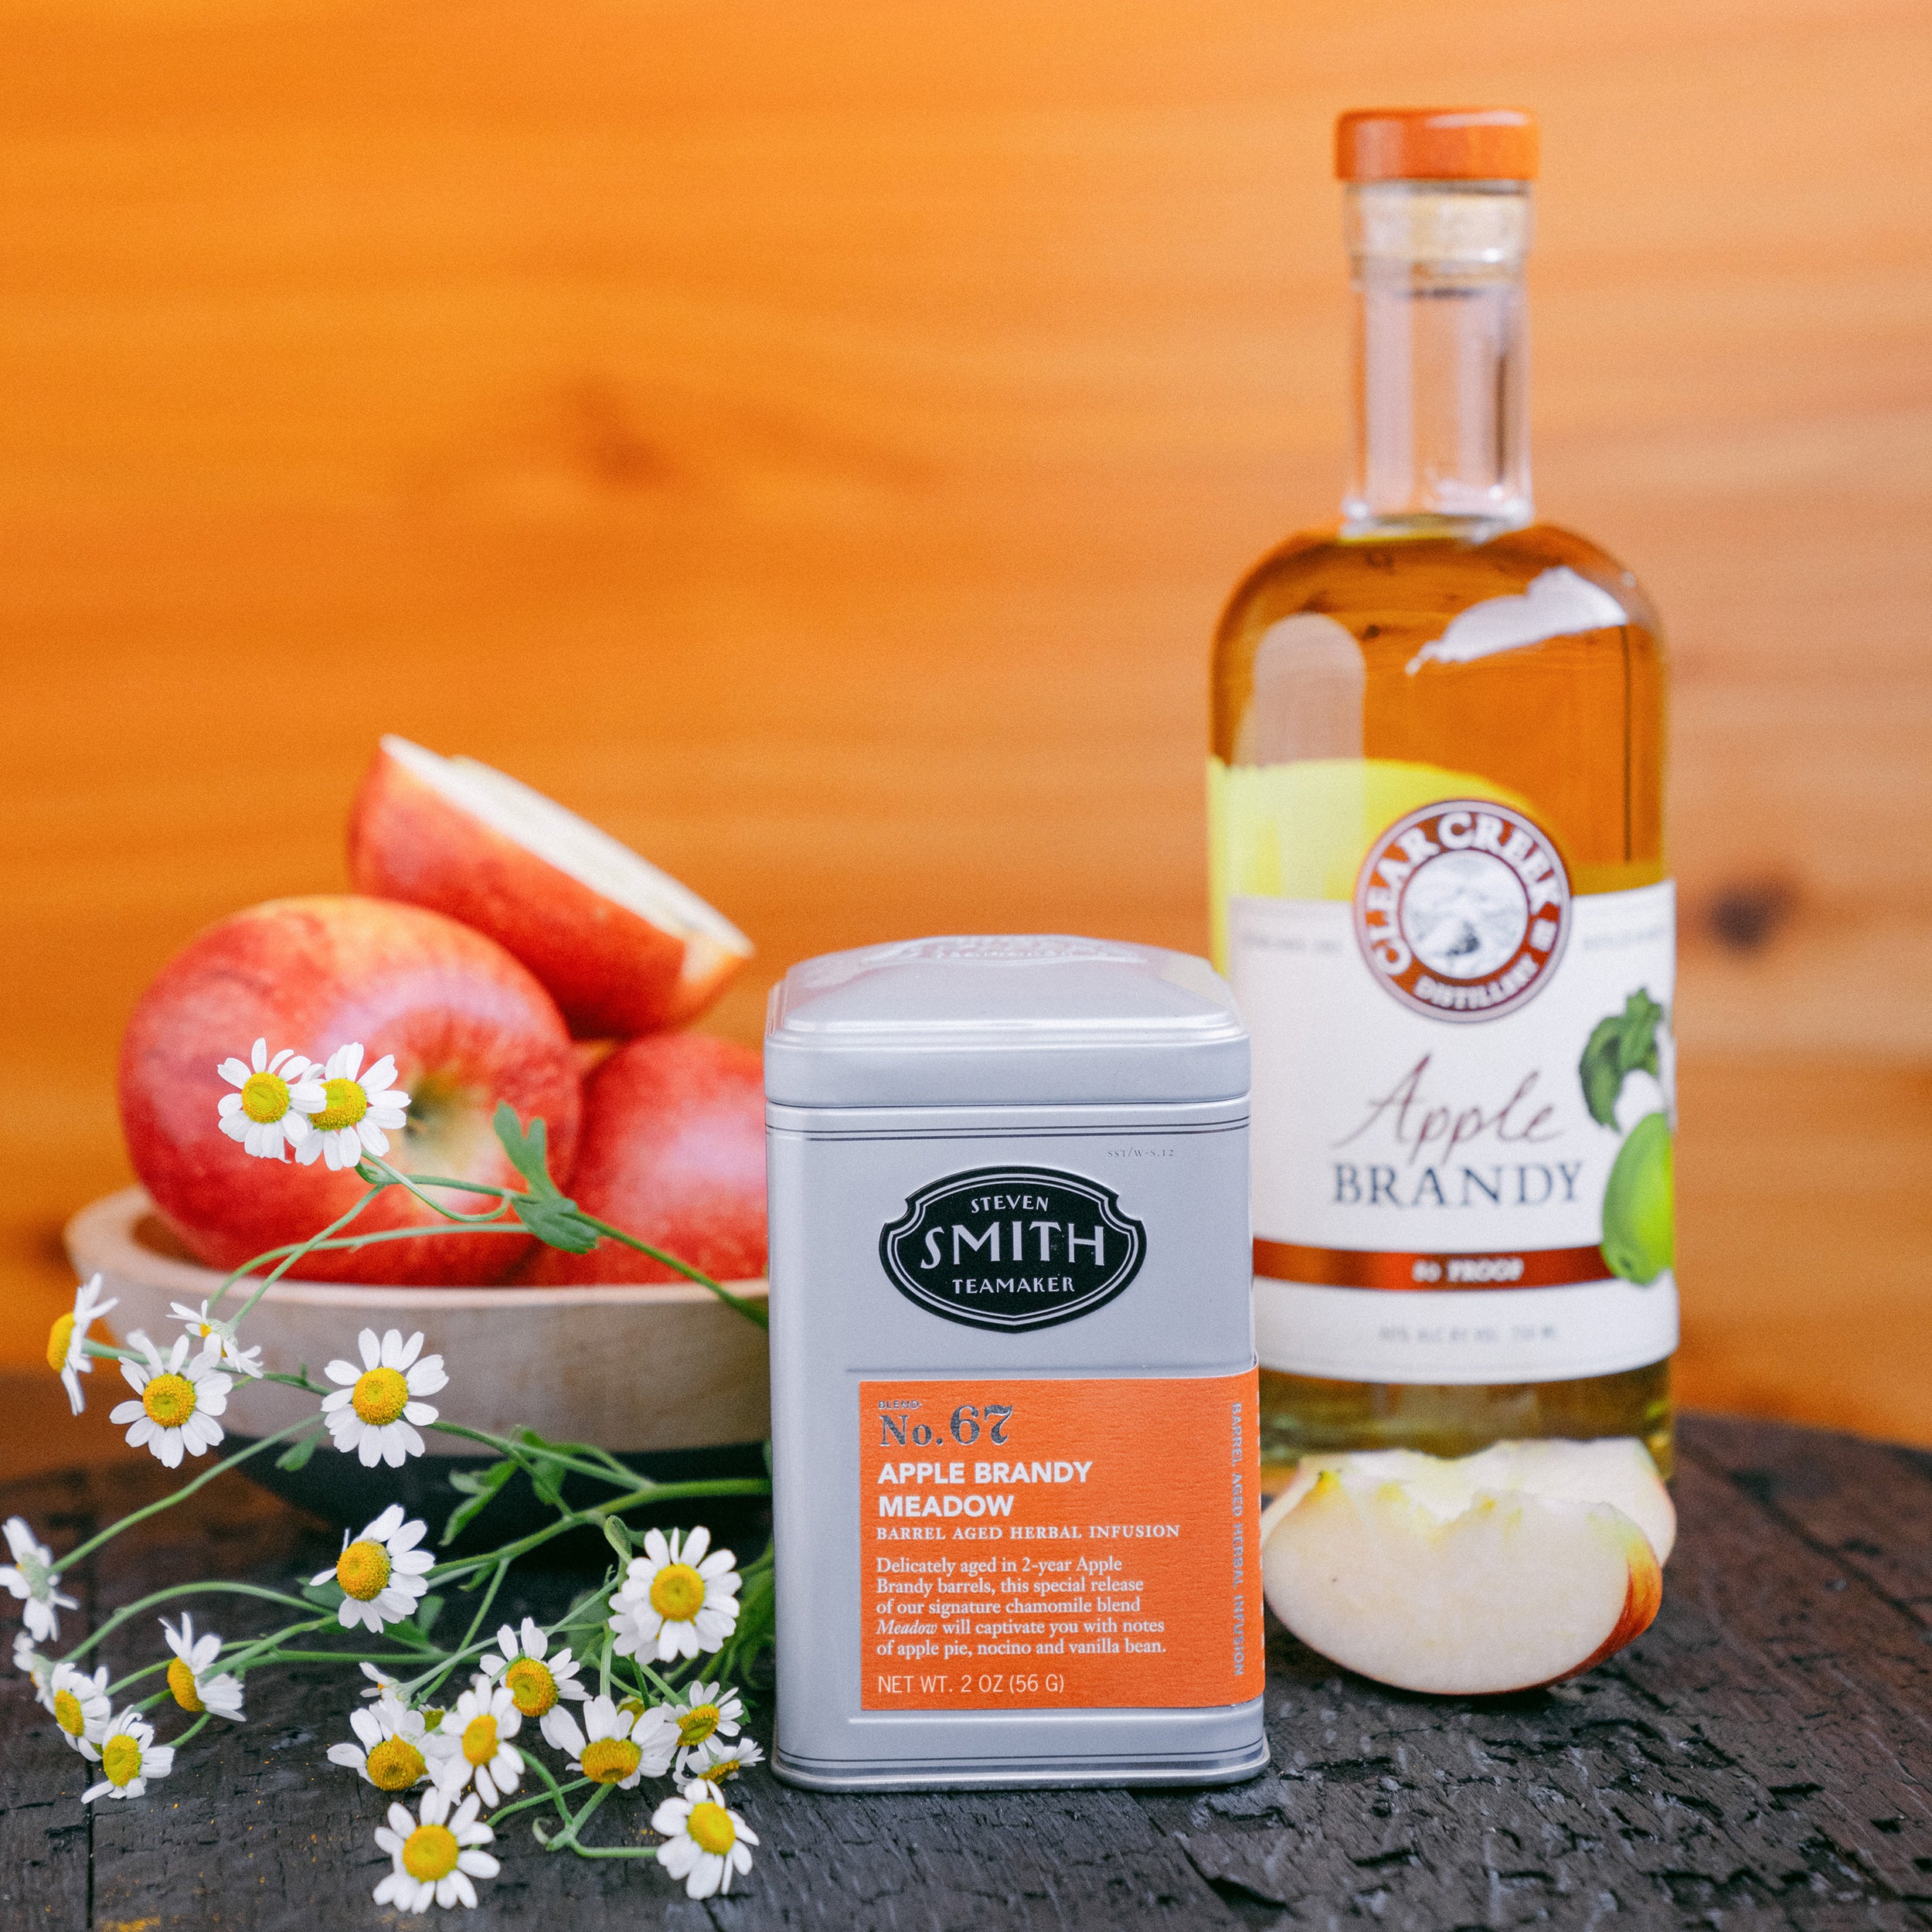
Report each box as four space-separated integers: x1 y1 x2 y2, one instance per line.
3 1412 1930 1930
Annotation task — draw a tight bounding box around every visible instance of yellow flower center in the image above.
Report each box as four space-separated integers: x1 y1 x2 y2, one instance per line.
142 1372 197 1429
240 1070 291 1123
420 1706 444 1730
461 1712 498 1765
676 1703 720 1748
366 1736 425 1790
704 1756 743 1780
401 1821 460 1882
46 1311 75 1375
687 1800 736 1855
312 1077 369 1132
580 1736 642 1784
649 1563 706 1623
503 1657 556 1716
53 1688 85 1735
336 1539 391 1600
101 1733 142 1787
351 1366 410 1426
166 1656 202 1712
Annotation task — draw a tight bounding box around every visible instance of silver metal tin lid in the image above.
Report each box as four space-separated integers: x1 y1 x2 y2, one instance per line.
764 934 1248 1108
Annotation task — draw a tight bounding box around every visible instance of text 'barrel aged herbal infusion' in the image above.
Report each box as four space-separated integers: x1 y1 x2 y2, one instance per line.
1209 107 1676 1484
764 937 1265 1790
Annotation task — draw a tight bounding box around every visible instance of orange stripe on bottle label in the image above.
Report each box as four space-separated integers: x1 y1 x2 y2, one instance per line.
860 1372 1260 1712
1253 1239 1611 1291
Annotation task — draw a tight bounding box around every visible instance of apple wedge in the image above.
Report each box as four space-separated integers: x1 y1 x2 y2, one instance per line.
1262 1437 1675 1563
1260 1440 1670 1696
349 736 753 1039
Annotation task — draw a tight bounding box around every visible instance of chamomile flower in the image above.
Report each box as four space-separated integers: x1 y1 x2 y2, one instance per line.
664 1679 745 1777
546 1692 678 1791
108 1331 232 1468
216 1038 322 1162
1 1516 77 1642
611 1526 741 1662
311 1504 434 1634
477 1617 587 1748
651 1777 758 1899
167 1300 263 1379
371 1784 498 1914
426 1679 522 1807
12 1630 53 1706
329 1694 437 1791
47 1661 111 1752
48 1274 118 1415
294 1043 411 1172
686 1733 765 1783
80 1710 174 1802
320 1328 445 1468
160 1613 245 1721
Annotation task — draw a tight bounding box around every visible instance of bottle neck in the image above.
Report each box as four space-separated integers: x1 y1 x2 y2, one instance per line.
1342 181 1533 536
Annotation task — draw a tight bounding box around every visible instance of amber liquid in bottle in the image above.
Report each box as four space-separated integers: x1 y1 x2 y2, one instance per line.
1210 176 1673 1485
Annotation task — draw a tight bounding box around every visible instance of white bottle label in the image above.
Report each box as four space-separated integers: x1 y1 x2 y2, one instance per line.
1227 798 1677 1387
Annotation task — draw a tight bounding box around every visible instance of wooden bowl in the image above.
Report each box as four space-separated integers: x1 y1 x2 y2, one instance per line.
64 1187 770 1545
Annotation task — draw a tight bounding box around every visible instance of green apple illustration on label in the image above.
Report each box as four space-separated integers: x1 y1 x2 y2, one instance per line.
1579 989 1675 1286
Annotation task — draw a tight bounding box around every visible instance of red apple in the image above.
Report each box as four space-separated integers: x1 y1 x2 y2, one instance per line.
119 896 582 1284
347 736 753 1039
520 1033 765 1286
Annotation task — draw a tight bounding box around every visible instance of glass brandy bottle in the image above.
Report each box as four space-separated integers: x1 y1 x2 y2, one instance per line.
1209 109 1675 1485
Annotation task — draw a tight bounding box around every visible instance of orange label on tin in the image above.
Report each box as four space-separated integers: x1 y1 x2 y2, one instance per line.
859 1371 1261 1711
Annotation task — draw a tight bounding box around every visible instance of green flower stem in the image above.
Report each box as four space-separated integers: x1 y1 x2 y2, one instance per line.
401 1562 510 1704
427 1478 771 1590
218 1615 335 1676
490 1774 589 1830
167 1709 215 1749
62 1581 320 1668
541 1781 613 1854
364 1158 518 1226
364 1165 767 1330
57 1418 318 1572
576 1213 767 1330
237 1649 428 1667
101 1614 322 1696
425 1420 660 1492
207 1183 393 1323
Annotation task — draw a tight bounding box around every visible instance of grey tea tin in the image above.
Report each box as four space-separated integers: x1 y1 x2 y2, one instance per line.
765 935 1266 1791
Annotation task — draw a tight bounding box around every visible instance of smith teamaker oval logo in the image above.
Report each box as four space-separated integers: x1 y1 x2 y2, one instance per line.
878 1166 1147 1332
1354 800 1573 1023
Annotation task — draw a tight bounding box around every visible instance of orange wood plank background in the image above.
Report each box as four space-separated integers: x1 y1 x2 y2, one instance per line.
2 0 1928 1458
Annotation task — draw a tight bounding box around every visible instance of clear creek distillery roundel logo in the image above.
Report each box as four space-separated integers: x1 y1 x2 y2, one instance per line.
1352 800 1572 1022
879 1166 1146 1332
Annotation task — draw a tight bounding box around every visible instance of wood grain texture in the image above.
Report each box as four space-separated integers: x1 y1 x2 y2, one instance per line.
5 1415 1932 1929
1 2 1927 1439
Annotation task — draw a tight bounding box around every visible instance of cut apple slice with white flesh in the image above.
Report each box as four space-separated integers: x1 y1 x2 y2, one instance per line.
349 736 753 1039
1262 1437 1675 1564
1260 1439 1672 1696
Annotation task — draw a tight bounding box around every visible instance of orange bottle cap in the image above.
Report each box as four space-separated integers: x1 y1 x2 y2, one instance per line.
1335 107 1539 184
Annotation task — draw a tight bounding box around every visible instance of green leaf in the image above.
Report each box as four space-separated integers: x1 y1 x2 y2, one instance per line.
440 1458 518 1546
602 1517 634 1563
1578 988 1667 1128
275 1428 323 1473
410 1594 444 1639
301 1577 344 1610
511 1191 603 1255
494 1103 563 1197
513 1430 569 1509
707 1549 776 1691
